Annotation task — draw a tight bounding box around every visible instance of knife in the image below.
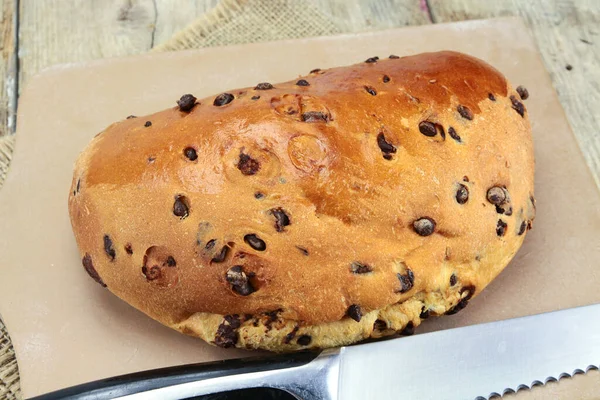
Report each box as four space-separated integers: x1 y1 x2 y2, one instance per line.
30 303 600 400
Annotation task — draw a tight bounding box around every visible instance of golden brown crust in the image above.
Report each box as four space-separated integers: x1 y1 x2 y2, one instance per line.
68 51 535 350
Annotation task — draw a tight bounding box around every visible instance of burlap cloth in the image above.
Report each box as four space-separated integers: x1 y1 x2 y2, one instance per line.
0 1 383 398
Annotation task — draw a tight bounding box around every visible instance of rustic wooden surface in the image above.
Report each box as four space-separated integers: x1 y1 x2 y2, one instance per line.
0 0 599 399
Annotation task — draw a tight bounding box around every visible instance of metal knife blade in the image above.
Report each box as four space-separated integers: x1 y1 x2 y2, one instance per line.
31 303 600 400
338 303 600 400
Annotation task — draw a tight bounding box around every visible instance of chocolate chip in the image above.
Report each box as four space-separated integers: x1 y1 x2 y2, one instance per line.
301 111 329 123
383 75 390 83
144 121 152 127
464 287 476 300
347 304 362 322
389 55 399 59
516 86 529 100
76 179 81 193
446 298 467 315
446 286 475 315
420 307 430 319
365 56 379 63
148 157 155 163
296 246 309 256
457 105 474 120
103 235 116 261
448 126 461 142
450 274 457 286
377 132 397 159
518 221 527 235
142 265 161 281
173 195 189 219
251 95 260 100
566 64 573 71
510 95 525 117
373 319 387 330
530 195 536 211
215 315 241 348
82 253 106 287
297 335 312 346
350 261 373 274
212 245 230 263
397 268 415 293
213 93 234 106
264 310 281 329
126 115 137 119
244 234 266 251
255 82 274 90
486 187 506 205
205 239 217 251
364 86 377 96
456 184 469 204
237 152 260 175
413 217 436 236
184 147 198 161
124 243 133 255
177 94 197 112
418 121 439 137
310 68 321 74
254 192 265 199
284 326 299 344
270 208 291 232
296 79 310 86
165 256 176 267
488 93 496 101
496 219 508 236
399 322 414 336
463 176 469 182
226 266 255 296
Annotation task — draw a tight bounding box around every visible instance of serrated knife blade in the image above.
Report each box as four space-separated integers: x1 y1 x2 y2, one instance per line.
338 303 600 400
31 303 600 400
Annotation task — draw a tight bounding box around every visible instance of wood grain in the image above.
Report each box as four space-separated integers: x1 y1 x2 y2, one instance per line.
314 0 430 31
18 0 155 84
154 0 220 45
0 0 16 136
428 0 600 187
0 0 17 185
16 0 222 85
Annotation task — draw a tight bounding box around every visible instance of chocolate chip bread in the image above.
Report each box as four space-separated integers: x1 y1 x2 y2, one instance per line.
68 51 535 351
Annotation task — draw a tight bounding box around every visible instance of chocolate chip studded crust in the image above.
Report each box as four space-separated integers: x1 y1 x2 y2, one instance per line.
68 51 535 351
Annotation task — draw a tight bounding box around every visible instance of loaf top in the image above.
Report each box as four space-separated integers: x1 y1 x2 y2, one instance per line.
69 51 535 329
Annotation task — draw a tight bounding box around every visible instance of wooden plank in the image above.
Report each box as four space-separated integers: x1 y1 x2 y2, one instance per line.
428 0 600 187
16 0 220 85
153 0 219 46
314 0 431 31
18 0 155 84
0 0 17 136
0 0 17 185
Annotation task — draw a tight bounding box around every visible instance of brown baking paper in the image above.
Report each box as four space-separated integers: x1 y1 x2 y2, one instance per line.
1 18 599 398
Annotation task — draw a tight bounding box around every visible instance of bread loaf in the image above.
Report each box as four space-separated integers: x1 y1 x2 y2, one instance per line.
68 51 535 351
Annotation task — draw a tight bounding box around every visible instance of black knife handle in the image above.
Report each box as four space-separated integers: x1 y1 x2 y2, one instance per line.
29 351 320 400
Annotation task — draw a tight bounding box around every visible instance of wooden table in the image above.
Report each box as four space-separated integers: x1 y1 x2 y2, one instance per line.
0 1 599 399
